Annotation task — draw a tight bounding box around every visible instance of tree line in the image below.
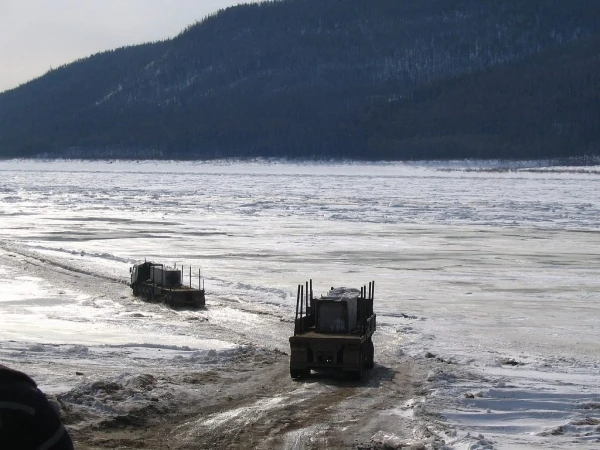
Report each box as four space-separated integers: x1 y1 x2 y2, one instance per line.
0 0 599 160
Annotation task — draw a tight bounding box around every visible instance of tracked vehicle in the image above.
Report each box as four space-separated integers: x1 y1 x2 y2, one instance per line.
130 261 205 308
289 280 376 380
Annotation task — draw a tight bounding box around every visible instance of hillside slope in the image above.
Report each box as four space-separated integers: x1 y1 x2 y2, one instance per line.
359 33 600 160
0 0 599 159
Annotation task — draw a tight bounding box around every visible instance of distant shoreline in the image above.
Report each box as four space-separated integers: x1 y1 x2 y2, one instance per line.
2 156 600 171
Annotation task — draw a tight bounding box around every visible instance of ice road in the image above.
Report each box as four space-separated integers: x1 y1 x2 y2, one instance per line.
0 160 599 449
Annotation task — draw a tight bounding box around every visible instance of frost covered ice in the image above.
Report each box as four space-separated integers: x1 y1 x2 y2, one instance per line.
0 159 599 448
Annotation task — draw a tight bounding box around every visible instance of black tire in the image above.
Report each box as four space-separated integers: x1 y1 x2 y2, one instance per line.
351 348 364 381
290 368 310 379
366 339 374 370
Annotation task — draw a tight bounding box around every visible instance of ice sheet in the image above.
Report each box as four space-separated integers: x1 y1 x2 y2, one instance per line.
1 159 599 448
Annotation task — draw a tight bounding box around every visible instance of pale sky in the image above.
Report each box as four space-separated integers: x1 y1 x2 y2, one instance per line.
0 0 257 93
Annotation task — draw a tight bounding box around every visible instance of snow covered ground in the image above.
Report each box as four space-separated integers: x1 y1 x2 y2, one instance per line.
0 159 599 448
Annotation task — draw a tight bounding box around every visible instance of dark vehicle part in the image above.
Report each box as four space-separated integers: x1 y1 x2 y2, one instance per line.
289 280 376 380
130 261 205 308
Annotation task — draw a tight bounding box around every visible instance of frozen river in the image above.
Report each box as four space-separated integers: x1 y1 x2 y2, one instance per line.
0 160 599 449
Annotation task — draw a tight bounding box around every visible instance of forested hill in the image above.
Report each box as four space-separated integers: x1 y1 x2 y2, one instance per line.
1 0 599 160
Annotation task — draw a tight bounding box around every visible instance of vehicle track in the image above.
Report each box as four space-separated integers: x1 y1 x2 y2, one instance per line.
1 244 424 449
